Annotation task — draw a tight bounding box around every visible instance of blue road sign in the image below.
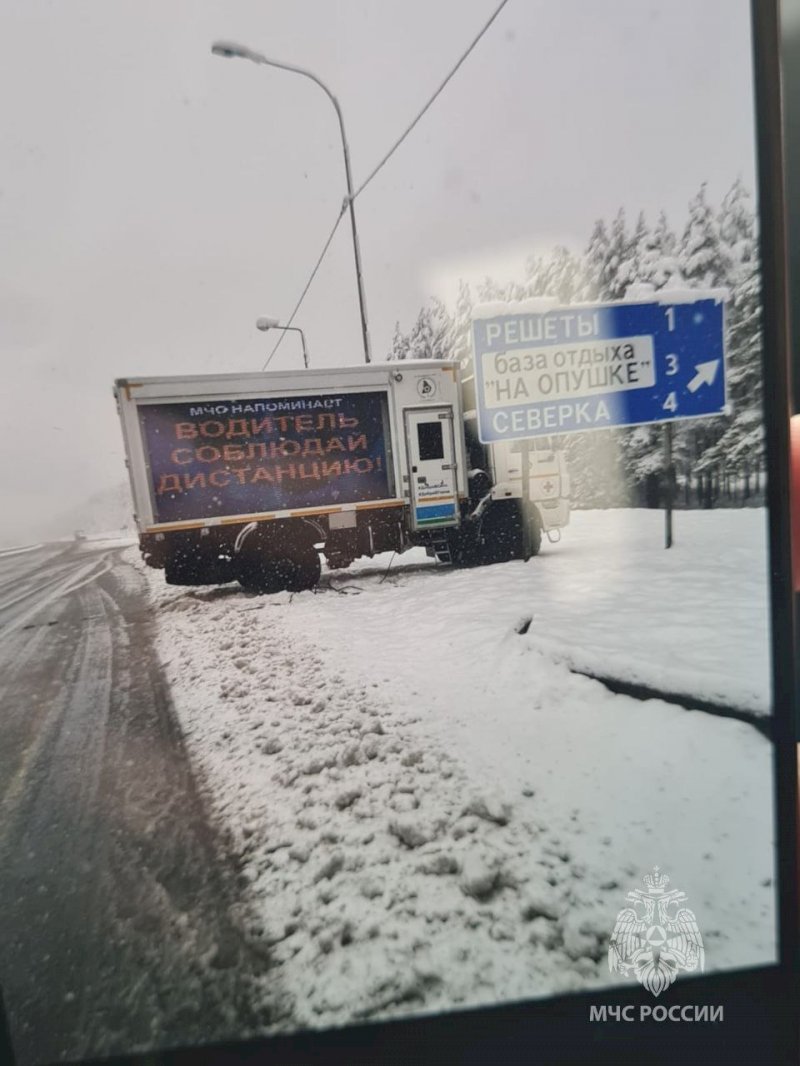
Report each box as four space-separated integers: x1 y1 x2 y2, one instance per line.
471 297 726 443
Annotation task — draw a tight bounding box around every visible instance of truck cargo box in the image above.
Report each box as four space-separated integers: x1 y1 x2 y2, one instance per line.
115 362 465 536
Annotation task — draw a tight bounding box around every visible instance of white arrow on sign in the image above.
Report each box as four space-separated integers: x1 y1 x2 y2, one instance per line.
687 360 720 393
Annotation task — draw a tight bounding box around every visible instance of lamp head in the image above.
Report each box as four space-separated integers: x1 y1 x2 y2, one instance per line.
211 41 261 62
256 316 280 331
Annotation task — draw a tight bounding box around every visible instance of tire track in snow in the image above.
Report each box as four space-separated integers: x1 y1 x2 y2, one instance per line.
0 583 115 1065
0 552 112 641
0 556 276 1065
73 566 276 1060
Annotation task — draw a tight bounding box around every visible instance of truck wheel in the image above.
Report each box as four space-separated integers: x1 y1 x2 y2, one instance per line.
477 500 524 565
525 505 542 559
237 542 321 594
165 545 207 585
237 555 287 594
284 543 322 592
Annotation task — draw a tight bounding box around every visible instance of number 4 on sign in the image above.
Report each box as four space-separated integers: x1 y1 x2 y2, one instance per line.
663 392 678 413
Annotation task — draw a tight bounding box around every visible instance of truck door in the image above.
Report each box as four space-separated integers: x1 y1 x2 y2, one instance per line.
404 407 459 530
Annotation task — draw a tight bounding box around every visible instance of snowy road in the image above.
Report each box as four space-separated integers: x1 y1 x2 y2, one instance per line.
0 542 272 1065
139 508 778 1032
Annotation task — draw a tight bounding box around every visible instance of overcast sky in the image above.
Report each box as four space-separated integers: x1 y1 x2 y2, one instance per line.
1 0 758 543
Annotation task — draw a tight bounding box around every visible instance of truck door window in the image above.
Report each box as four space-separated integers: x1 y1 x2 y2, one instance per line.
417 421 444 461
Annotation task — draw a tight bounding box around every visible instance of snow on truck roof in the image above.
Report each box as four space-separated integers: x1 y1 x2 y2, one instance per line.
114 359 458 391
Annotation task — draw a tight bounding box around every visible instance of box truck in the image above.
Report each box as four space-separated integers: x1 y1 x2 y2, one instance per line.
114 359 569 593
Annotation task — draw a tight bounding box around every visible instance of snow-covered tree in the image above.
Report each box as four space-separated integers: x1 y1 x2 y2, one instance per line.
624 211 649 289
476 276 503 303
718 177 756 282
580 219 612 301
388 298 454 362
645 211 680 289
389 321 411 361
678 181 763 477
700 255 763 468
680 183 725 287
451 280 474 369
525 245 583 303
605 209 635 300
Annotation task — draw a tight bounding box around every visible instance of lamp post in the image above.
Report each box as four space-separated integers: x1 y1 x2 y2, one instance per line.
256 316 309 368
212 41 372 364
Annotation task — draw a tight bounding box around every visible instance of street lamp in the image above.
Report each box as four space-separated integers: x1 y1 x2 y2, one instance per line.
256 316 309 368
212 40 372 364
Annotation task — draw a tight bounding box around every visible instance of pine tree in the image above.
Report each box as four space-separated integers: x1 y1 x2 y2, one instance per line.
400 298 455 361
718 177 755 281
389 321 411 361
680 183 725 287
451 280 474 369
645 211 680 289
477 276 503 303
524 253 547 295
605 208 633 300
429 297 454 359
700 232 763 470
525 245 583 303
625 211 649 289
581 219 612 301
408 307 434 360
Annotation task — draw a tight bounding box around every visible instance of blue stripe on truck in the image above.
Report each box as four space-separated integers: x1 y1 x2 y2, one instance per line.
415 502 456 521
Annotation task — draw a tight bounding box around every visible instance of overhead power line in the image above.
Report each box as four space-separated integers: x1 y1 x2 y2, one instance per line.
263 200 348 369
265 0 511 368
352 0 511 201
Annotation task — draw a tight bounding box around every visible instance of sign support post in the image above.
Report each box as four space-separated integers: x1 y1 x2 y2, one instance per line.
520 440 533 561
664 422 674 549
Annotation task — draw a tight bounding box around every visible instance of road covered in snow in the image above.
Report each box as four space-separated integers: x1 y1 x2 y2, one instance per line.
137 507 777 1031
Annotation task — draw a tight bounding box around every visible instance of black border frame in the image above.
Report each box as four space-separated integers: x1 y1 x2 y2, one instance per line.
754 0 800 997
4 2 796 1064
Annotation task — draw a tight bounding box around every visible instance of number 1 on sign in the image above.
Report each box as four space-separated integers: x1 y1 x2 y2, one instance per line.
665 307 675 331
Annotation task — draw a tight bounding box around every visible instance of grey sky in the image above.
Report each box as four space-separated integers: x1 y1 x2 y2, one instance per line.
1 0 757 543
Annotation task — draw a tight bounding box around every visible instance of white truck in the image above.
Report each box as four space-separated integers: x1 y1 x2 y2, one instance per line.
114 359 569 593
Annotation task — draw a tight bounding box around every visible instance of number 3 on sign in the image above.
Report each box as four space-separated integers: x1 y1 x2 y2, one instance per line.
663 391 678 413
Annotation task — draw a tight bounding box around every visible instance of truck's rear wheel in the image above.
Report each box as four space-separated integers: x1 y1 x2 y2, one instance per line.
284 542 321 592
237 541 321 594
237 556 286 594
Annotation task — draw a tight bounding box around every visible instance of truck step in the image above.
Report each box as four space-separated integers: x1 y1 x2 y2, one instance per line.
427 529 453 564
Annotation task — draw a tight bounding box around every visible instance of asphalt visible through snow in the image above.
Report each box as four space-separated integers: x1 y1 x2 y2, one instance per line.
0 543 274 1065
